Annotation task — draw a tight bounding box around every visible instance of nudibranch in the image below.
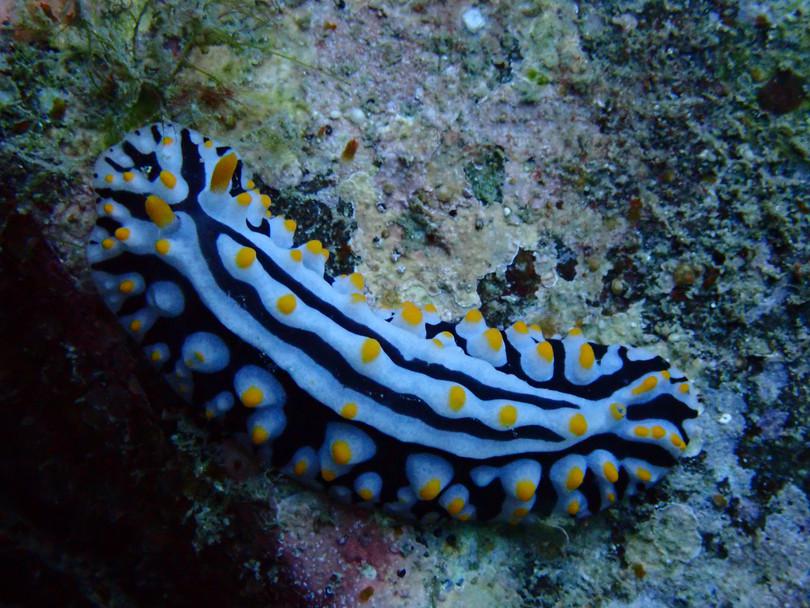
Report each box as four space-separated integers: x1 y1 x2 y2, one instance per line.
87 122 699 524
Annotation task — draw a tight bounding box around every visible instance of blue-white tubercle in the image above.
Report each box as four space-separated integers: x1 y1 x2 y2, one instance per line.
88 123 699 524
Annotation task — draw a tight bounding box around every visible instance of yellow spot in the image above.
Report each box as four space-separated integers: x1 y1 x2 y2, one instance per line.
634 426 650 438
284 219 297 233
679 383 690 394
632 375 659 395
419 478 441 501
661 370 671 379
636 467 652 483
235 247 256 269
103 203 114 214
440 331 454 339
129 319 142 332
432 338 444 348
321 248 330 261
566 466 584 491
104 174 114 184
193 351 205 363
569 327 583 337
423 303 437 313
569 413 588 436
483 328 503 351
512 321 529 334
464 309 483 324
150 350 162 362
122 171 134 182
340 402 358 419
210 152 238 193
448 385 466 412
155 239 171 255
145 195 175 228
358 488 374 501
446 497 465 516
290 249 303 262
305 240 323 255
331 440 352 465
579 343 595 370
512 507 529 518
567 499 580 516
114 227 130 241
162 136 173 145
235 192 252 206
670 433 686 450
610 402 626 420
293 459 308 476
529 323 542 333
401 301 422 325
101 238 115 250
361 338 381 363
159 170 177 189
606 492 616 503
260 194 272 209
349 273 365 291
204 139 213 149
251 426 269 445
652 425 666 439
276 294 297 315
204 408 215 420
119 279 135 294
515 480 536 502
246 179 255 189
536 341 554 363
603 462 619 483
457 512 471 522
498 404 517 428
321 468 336 482
351 293 366 304
240 386 264 408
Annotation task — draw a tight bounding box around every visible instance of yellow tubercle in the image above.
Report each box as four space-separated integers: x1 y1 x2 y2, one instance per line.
512 321 529 334
276 294 297 315
566 466 584 491
401 301 422 325
579 343 595 369
331 440 352 465
340 402 358 419
361 338 381 363
235 247 257 269
448 385 466 412
632 375 658 395
240 386 264 408
159 170 177 189
155 239 171 255
464 309 483 324
498 404 517 427
483 327 503 351
603 461 619 483
419 478 441 501
145 195 175 228
446 498 465 516
210 152 238 193
515 480 536 501
536 341 554 363
569 413 588 436
251 426 270 445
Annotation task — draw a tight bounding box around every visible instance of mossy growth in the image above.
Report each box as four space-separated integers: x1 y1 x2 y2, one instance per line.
463 144 506 207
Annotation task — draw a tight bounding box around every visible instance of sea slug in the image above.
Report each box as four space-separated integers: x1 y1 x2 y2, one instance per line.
87 122 699 524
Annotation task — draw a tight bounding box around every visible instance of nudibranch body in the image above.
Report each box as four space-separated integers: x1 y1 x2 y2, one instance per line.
87 122 699 524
